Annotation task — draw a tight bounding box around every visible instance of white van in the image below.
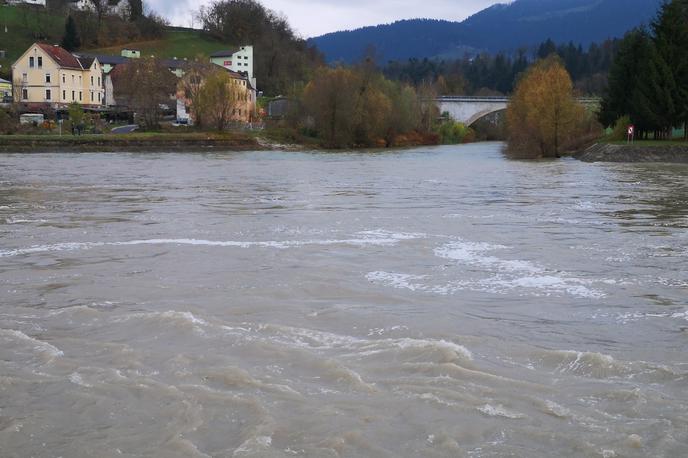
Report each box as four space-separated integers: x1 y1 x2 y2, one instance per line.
20 113 45 125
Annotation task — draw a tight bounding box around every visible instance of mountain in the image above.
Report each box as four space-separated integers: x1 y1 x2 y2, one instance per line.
310 0 664 63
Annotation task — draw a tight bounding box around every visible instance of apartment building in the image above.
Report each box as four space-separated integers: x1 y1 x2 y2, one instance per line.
12 43 105 109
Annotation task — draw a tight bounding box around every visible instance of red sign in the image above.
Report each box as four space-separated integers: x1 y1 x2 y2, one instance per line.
224 61 232 66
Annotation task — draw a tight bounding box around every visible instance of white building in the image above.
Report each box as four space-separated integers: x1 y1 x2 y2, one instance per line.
68 0 128 15
209 46 256 90
6 0 46 6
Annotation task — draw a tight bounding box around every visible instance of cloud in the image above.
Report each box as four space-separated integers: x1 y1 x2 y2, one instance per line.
146 0 497 37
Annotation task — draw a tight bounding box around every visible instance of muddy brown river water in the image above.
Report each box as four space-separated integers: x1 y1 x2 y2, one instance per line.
1 144 687 457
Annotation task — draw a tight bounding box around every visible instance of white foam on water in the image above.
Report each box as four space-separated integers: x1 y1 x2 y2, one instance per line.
0 241 105 257
69 372 93 388
543 400 571 418
434 240 607 299
555 350 616 373
5 218 49 224
233 436 273 457
671 311 688 321
593 310 688 324
389 338 473 361
112 311 208 335
0 230 425 258
0 329 64 360
477 404 525 419
366 271 426 291
436 241 542 275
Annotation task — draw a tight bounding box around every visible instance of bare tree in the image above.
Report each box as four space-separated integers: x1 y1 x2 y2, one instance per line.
112 57 178 129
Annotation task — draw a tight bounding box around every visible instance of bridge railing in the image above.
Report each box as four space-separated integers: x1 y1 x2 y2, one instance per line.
436 96 601 104
436 96 509 103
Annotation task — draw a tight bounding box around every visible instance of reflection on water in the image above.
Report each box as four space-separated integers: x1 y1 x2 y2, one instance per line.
0 145 687 457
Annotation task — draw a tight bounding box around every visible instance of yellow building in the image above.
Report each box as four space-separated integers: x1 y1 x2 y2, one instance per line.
12 43 105 109
0 78 12 100
176 63 257 126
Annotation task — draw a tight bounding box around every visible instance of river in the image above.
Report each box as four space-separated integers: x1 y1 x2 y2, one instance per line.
1 144 687 457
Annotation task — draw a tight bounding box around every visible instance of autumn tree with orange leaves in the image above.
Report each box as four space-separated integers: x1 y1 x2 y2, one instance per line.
506 55 594 158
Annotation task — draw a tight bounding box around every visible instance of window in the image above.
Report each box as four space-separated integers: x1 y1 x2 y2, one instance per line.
79 91 82 101
22 73 28 83
46 89 51 100
62 74 66 84
91 76 94 85
72 91 75 100
79 76 82 83
37 57 42 68
63 90 66 100
72 75 75 84
22 89 28 100
46 73 51 83
29 57 34 68
98 93 101 102
97 77 101 86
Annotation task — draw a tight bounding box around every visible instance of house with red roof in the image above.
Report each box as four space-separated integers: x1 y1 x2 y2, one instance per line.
11 43 105 110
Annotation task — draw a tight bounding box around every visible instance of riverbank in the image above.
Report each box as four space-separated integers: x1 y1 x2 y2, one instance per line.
0 132 266 153
575 142 688 163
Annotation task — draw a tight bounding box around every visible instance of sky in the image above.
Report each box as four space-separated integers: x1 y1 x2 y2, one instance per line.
146 0 499 38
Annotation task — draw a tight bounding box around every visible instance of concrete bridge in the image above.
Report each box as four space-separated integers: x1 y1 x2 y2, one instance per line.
436 96 601 126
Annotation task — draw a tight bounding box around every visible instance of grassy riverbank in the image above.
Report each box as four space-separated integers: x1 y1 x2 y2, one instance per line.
0 132 265 152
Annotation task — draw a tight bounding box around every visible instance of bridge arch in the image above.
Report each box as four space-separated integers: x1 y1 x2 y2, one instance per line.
436 96 509 127
436 96 600 126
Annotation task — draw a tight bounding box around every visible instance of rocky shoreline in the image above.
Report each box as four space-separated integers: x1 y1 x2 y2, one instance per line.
575 143 688 163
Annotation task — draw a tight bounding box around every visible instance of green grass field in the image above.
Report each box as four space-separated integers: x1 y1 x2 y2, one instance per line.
0 5 228 78
91 30 230 59
0 5 65 76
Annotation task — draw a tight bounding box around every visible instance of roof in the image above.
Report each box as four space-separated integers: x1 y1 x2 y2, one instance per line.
162 58 191 69
77 56 95 69
77 53 128 65
37 43 82 70
209 49 240 58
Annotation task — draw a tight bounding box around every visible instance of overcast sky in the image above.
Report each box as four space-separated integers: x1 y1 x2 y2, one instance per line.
147 0 499 38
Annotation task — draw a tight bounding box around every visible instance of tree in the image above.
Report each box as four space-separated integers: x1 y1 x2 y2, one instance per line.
632 39 677 139
128 0 144 22
68 102 85 126
506 55 589 158
598 29 650 129
198 0 322 95
300 65 430 148
302 67 360 148
652 0 688 139
61 15 81 51
111 58 178 130
194 70 239 131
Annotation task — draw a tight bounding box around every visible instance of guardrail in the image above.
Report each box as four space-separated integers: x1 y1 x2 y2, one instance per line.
436 96 601 104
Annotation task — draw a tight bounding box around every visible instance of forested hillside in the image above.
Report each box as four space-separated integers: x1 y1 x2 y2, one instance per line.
310 0 663 63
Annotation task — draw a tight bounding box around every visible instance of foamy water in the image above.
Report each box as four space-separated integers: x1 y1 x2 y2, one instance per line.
1 145 687 457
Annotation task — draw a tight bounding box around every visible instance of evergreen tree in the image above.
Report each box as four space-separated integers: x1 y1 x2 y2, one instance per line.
60 15 81 52
599 29 649 129
632 39 677 138
537 39 557 59
652 0 688 138
129 0 144 22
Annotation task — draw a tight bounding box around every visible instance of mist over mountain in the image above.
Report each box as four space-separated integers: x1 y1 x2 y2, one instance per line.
310 0 664 63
